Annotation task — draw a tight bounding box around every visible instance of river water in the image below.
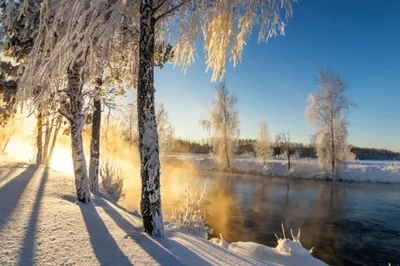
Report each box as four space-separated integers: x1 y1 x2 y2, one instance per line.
124 169 400 265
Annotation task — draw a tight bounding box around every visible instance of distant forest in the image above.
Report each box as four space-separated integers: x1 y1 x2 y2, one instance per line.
171 139 400 161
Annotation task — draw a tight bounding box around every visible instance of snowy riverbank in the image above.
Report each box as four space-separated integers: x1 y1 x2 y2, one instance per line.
0 156 326 265
165 153 400 183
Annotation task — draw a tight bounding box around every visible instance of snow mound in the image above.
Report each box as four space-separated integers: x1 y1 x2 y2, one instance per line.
209 234 229 248
275 238 311 255
229 240 325 266
208 226 326 266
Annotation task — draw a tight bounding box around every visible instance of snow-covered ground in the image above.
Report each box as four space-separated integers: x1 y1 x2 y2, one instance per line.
166 153 400 183
0 155 326 265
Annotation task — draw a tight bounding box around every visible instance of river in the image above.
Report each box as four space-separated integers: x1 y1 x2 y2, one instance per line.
124 169 400 265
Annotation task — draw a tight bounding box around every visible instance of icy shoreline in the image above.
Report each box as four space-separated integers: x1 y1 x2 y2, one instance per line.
165 154 400 183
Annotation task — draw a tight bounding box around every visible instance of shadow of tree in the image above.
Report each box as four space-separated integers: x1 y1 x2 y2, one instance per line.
0 165 39 232
78 201 132 265
17 167 49 265
0 163 28 183
94 196 211 266
61 194 77 204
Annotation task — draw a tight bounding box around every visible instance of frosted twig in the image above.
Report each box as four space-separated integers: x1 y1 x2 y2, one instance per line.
281 223 286 239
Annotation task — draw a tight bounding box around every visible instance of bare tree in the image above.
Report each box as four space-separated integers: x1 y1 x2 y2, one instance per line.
43 113 64 166
45 115 63 166
255 121 272 164
123 101 139 147
276 131 294 170
201 82 240 169
306 69 355 174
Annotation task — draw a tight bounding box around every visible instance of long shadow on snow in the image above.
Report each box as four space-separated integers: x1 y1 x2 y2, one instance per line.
79 199 132 265
17 167 49 265
0 162 28 183
0 164 39 232
94 195 211 266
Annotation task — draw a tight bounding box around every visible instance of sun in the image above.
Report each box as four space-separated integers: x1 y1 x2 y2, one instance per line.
49 149 74 176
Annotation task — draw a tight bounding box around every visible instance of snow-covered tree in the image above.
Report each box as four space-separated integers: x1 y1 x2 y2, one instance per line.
201 82 240 169
0 60 18 127
122 101 174 156
0 0 39 160
9 0 297 235
276 131 294 170
306 69 355 173
255 121 272 164
156 103 175 156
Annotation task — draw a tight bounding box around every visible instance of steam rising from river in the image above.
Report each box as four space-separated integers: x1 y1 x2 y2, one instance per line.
4 115 240 229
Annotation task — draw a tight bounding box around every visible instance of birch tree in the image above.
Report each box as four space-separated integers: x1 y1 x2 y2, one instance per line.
88 77 103 195
10 0 297 235
156 103 174 156
201 82 240 169
306 69 355 174
255 121 272 164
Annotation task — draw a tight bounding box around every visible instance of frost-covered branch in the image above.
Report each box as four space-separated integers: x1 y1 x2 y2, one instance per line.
155 0 190 22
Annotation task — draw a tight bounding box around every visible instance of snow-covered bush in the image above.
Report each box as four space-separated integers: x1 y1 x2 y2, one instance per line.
100 159 126 201
169 185 212 239
209 233 229 248
227 225 324 265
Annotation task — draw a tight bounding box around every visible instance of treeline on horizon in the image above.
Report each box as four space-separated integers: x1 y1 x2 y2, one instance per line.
171 139 400 161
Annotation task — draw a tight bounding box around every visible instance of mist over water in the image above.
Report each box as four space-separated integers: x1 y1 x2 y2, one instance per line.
124 168 400 266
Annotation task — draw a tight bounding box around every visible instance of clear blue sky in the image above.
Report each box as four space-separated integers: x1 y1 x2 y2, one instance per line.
152 0 400 151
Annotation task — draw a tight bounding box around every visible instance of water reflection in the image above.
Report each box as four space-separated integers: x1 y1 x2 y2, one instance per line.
205 176 400 266
123 169 400 266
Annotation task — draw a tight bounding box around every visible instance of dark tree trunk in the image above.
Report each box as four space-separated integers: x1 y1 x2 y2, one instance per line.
1 129 15 153
67 62 90 203
43 115 53 163
224 131 230 169
89 77 102 195
46 115 62 166
331 126 335 173
287 152 291 170
138 0 164 236
36 112 43 164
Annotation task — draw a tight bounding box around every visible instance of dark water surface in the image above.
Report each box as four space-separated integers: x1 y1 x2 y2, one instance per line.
126 171 400 265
